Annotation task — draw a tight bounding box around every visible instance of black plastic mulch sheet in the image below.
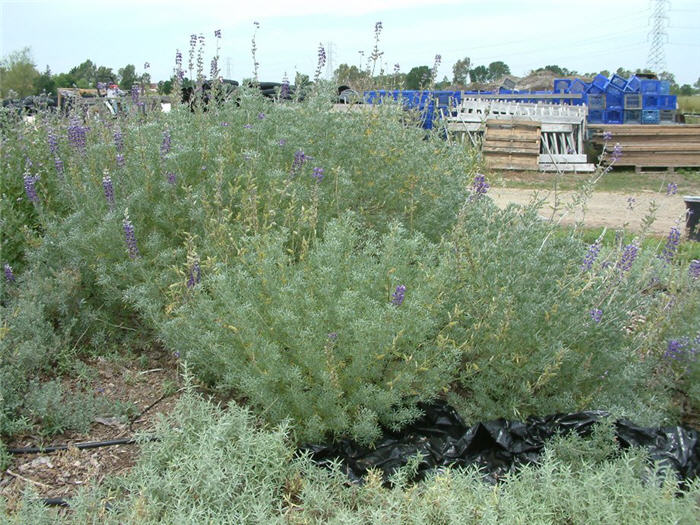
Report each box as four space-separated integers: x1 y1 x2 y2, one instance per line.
302 402 700 484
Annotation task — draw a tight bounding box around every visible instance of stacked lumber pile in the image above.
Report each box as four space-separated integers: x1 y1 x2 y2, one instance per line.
589 124 700 173
483 119 541 170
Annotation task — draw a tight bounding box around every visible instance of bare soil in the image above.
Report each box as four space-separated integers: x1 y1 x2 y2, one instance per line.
1 350 182 511
489 187 689 236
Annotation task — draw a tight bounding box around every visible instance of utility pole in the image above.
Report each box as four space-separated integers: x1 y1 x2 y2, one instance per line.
326 42 336 79
647 0 670 74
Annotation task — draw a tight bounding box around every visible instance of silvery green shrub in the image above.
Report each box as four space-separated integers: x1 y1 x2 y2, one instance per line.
162 214 459 444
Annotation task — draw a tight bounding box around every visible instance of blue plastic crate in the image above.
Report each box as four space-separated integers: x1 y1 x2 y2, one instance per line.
591 73 609 92
624 76 641 93
642 109 660 124
569 79 587 93
624 93 642 109
588 109 604 123
624 110 641 123
553 79 571 92
640 79 660 93
659 80 670 95
605 107 624 124
609 74 627 90
643 94 660 109
586 93 606 109
658 95 676 110
660 110 676 122
606 91 623 107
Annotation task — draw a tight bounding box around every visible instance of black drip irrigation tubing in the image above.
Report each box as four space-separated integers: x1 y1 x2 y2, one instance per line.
7 436 159 455
4 389 184 507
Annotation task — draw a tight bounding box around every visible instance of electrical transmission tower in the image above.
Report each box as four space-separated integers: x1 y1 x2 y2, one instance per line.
325 42 335 79
646 0 670 73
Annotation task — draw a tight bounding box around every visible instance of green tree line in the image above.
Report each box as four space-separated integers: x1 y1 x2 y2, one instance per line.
0 47 163 99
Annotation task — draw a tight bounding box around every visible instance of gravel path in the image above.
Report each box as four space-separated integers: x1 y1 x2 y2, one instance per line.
489 187 689 236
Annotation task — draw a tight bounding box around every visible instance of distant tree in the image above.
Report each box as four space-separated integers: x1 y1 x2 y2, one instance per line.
118 64 137 91
452 56 470 85
69 59 97 88
470 65 489 83
487 61 510 81
614 66 633 78
539 65 571 76
435 75 451 89
157 79 173 95
0 47 40 98
334 63 369 87
694 77 700 90
658 71 677 86
53 72 77 88
599 69 610 78
33 65 56 96
404 65 431 90
294 72 310 88
96 66 116 84
678 84 694 96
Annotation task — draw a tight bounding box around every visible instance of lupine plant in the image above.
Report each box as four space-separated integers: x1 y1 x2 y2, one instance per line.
0 69 697 448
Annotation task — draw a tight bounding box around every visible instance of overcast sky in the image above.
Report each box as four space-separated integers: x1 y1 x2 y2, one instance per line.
2 0 699 86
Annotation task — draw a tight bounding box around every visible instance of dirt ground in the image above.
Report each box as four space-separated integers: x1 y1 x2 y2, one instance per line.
0 350 182 511
489 187 690 236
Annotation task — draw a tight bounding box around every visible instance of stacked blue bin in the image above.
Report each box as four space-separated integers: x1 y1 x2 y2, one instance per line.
555 75 676 124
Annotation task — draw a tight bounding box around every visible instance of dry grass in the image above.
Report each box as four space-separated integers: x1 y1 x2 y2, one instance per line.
678 95 700 114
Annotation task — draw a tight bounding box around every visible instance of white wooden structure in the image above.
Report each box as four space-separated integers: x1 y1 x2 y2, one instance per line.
444 98 595 172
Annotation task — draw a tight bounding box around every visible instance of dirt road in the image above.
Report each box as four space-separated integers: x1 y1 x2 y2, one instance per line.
489 187 689 236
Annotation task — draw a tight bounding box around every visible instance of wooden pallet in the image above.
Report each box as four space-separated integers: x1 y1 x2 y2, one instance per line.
588 124 700 171
483 119 541 170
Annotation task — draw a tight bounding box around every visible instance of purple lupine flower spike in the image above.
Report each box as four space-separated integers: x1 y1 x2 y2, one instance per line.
123 217 140 259
471 173 490 197
312 167 324 183
113 128 124 152
47 130 59 155
666 182 678 196
617 243 639 274
291 149 310 175
186 261 201 288
116 153 125 168
392 285 406 306
661 227 681 264
581 241 601 272
4 263 15 283
280 76 290 99
690 260 700 280
166 172 177 185
23 174 39 204
589 308 603 323
611 143 622 161
102 175 115 208
67 118 87 153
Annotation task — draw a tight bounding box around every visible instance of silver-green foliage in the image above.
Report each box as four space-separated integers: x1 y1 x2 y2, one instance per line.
3 393 698 524
445 197 675 424
162 214 458 444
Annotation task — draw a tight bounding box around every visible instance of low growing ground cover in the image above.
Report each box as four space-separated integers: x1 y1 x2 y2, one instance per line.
1 85 699 520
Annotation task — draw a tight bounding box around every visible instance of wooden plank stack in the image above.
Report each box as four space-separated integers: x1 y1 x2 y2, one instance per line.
483 119 541 170
589 124 700 173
